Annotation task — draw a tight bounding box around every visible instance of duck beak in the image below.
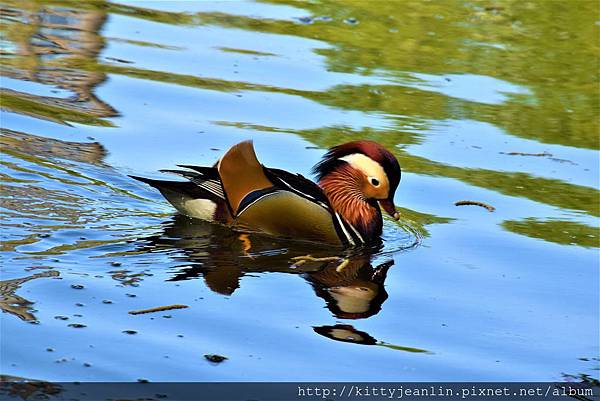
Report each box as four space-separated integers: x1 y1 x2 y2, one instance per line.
379 198 400 220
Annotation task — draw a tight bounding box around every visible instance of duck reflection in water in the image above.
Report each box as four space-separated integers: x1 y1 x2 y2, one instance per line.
306 257 392 319
138 215 392 319
0 270 59 322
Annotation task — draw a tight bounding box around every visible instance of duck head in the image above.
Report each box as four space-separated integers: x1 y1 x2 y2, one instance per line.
313 141 401 241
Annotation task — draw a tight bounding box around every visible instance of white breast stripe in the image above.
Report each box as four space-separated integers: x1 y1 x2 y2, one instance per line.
346 221 365 244
335 213 355 246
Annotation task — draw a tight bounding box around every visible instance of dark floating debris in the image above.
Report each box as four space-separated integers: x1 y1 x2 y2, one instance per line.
54 315 69 320
68 323 87 328
71 284 84 289
455 200 496 212
344 17 359 25
122 330 138 335
83 362 92 367
129 304 189 315
110 262 122 267
75 303 85 307
102 300 113 304
204 354 228 363
46 348 54 352
126 293 137 298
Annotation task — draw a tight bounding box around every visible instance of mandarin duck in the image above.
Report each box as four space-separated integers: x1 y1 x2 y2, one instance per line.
130 140 401 247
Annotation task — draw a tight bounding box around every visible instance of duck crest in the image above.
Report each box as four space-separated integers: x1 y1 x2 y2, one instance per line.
318 163 382 240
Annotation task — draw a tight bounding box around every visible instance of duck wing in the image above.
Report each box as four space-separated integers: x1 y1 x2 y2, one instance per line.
215 141 345 245
129 173 232 223
161 167 225 200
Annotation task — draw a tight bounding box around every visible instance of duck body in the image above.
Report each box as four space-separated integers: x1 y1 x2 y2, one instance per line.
131 140 401 247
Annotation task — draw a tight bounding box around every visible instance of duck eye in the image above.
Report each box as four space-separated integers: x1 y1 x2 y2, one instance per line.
370 178 380 186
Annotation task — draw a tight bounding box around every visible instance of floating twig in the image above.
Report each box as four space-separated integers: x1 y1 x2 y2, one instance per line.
502 151 552 157
454 200 495 212
129 304 189 315
105 56 134 64
501 151 577 165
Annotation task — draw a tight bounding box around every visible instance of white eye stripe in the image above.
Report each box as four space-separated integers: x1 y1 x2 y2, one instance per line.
339 153 389 188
